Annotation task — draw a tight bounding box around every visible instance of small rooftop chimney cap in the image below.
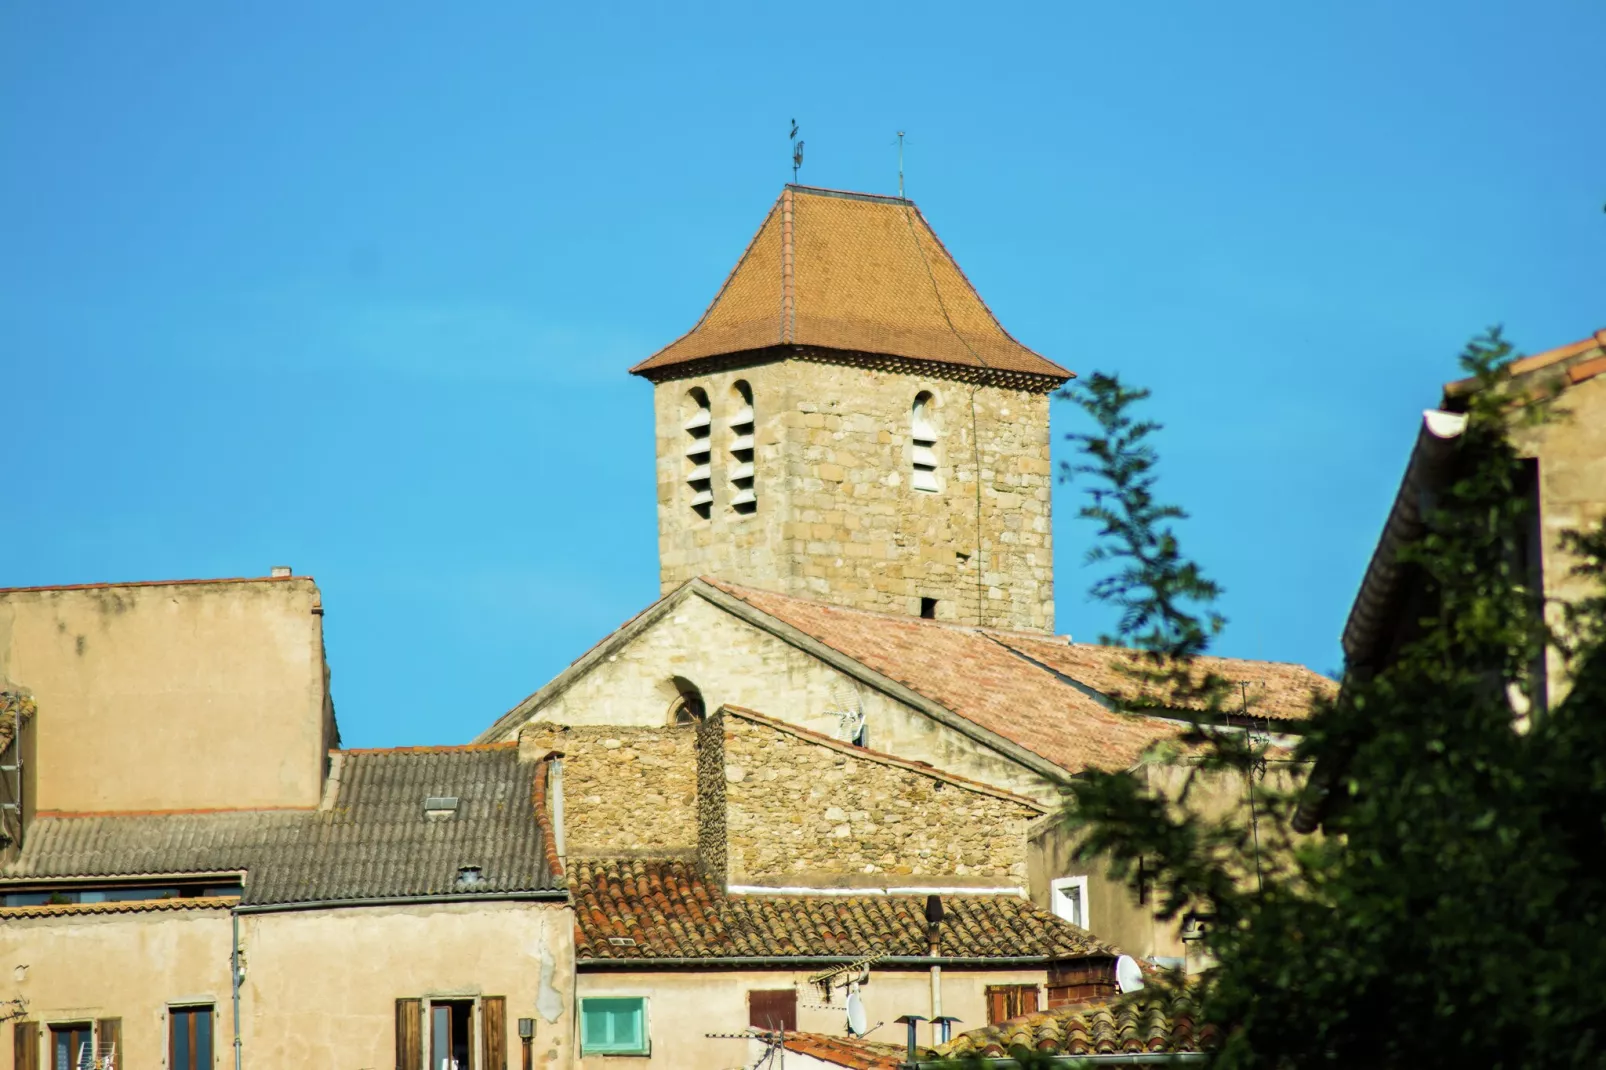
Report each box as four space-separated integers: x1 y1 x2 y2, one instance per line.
454 865 485 889
270 565 292 578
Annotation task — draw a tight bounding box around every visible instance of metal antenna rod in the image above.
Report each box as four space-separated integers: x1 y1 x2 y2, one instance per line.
896 131 905 199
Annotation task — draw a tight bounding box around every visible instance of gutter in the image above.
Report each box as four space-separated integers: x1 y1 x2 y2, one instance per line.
233 890 567 915
911 1055 1208 1067
578 955 1066 969
1293 409 1466 835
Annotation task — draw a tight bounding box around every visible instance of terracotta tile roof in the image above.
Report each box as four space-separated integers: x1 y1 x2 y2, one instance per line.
1443 327 1606 397
935 992 1216 1059
705 579 1263 774
572 857 1116 962
631 186 1070 383
782 1032 909 1070
993 635 1337 723
1 748 560 905
0 894 239 920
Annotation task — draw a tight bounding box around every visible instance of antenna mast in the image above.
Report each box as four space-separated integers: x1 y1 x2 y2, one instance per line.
896 131 905 199
790 119 804 183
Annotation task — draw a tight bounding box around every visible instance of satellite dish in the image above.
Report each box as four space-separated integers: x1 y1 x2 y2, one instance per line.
845 987 869 1036
1115 955 1145 993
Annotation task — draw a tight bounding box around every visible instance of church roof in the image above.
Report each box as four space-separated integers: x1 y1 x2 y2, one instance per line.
630 185 1070 383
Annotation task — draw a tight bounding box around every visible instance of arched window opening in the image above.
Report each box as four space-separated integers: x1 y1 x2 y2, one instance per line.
669 678 706 725
684 388 713 519
911 392 939 492
729 381 757 515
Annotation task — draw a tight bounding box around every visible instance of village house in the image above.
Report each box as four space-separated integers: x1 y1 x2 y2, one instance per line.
1296 327 1606 832
0 577 574 1070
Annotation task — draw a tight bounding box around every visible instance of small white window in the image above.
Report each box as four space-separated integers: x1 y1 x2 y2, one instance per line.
684 388 713 519
1050 875 1089 929
911 392 939 493
729 381 757 515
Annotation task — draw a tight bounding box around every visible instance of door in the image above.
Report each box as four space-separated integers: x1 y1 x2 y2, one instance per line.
430 1001 474 1070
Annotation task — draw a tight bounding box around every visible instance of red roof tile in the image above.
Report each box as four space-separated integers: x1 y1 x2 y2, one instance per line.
571 857 1116 962
631 186 1070 383
0 895 239 920
782 1032 908 1070
937 992 1216 1059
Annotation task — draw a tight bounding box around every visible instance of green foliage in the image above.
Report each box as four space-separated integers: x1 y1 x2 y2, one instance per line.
1048 329 1606 1069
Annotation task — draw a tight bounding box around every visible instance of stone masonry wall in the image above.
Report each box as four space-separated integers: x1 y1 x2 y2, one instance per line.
653 358 1055 632
695 711 728 879
716 710 1039 887
518 723 698 854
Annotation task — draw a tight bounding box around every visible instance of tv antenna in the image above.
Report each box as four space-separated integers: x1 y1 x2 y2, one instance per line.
896 131 906 199
790 119 804 182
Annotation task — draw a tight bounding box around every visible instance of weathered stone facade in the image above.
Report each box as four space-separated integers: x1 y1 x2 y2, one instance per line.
652 358 1056 632
518 723 699 855
713 709 1041 887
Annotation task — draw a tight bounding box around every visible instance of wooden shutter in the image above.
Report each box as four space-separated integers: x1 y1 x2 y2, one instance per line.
395 999 421 1070
747 990 797 1032
480 997 506 1070
96 1018 122 1068
1019 986 1040 1015
13 1022 38 1070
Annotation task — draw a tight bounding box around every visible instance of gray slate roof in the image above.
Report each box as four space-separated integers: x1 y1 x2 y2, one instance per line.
1 747 560 906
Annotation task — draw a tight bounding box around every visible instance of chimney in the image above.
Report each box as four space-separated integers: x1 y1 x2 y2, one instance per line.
270 566 292 578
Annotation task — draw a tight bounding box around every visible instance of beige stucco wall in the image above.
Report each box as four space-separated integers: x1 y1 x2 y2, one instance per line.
1027 761 1308 964
0 578 334 812
653 360 1056 632
0 899 574 1070
494 593 1060 803
0 905 233 1070
575 965 1048 1069
720 714 1037 887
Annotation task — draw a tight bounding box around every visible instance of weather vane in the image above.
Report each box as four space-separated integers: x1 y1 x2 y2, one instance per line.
790 119 804 183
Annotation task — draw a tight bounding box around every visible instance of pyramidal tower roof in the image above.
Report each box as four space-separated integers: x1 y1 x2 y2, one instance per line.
631 185 1070 383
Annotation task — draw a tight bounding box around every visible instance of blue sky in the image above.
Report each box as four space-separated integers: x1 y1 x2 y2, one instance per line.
2 2 1601 747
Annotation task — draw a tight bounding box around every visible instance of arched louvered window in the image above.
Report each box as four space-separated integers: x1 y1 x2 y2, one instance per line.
685 388 713 519
729 381 757 515
911 392 939 492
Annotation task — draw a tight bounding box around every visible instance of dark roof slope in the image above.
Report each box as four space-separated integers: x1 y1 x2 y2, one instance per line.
1 746 560 906
631 186 1070 384
572 857 1115 962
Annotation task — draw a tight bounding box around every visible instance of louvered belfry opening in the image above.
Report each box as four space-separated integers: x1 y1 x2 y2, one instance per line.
728 380 757 515
684 387 713 519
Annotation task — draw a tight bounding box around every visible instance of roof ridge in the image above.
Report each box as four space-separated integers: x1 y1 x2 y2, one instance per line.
338 742 518 756
0 574 310 595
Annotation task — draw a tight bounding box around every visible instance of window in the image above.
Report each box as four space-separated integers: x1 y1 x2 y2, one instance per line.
1050 875 1089 929
50 1024 90 1070
748 990 798 1032
911 392 939 492
169 1007 213 1070
3 880 242 907
728 381 757 515
669 678 706 725
920 597 938 620
684 388 713 519
579 997 648 1056
985 984 1040 1025
431 1000 472 1070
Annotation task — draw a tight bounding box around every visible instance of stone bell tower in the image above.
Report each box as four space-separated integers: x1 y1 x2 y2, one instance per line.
630 185 1071 633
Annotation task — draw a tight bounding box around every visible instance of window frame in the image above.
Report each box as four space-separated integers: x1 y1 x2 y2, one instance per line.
1049 875 1090 929
578 996 649 1056
47 1021 92 1070
911 391 941 493
167 1004 215 1070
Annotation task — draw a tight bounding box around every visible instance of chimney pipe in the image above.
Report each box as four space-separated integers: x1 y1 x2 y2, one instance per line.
270 566 292 578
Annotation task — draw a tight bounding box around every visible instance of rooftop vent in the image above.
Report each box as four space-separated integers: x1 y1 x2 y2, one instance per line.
454 865 484 890
607 936 637 947
424 796 459 818
270 565 292 578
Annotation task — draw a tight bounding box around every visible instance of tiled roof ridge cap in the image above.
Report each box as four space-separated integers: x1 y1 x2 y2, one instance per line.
702 576 994 634
785 182 914 206
1443 327 1606 397
719 704 1048 812
1054 638 1334 676
0 574 313 595
34 806 317 819
531 758 565 879
0 894 241 919
338 742 518 756
631 190 786 374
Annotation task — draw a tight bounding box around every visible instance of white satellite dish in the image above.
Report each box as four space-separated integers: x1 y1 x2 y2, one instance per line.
845 987 869 1036
1115 955 1145 993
